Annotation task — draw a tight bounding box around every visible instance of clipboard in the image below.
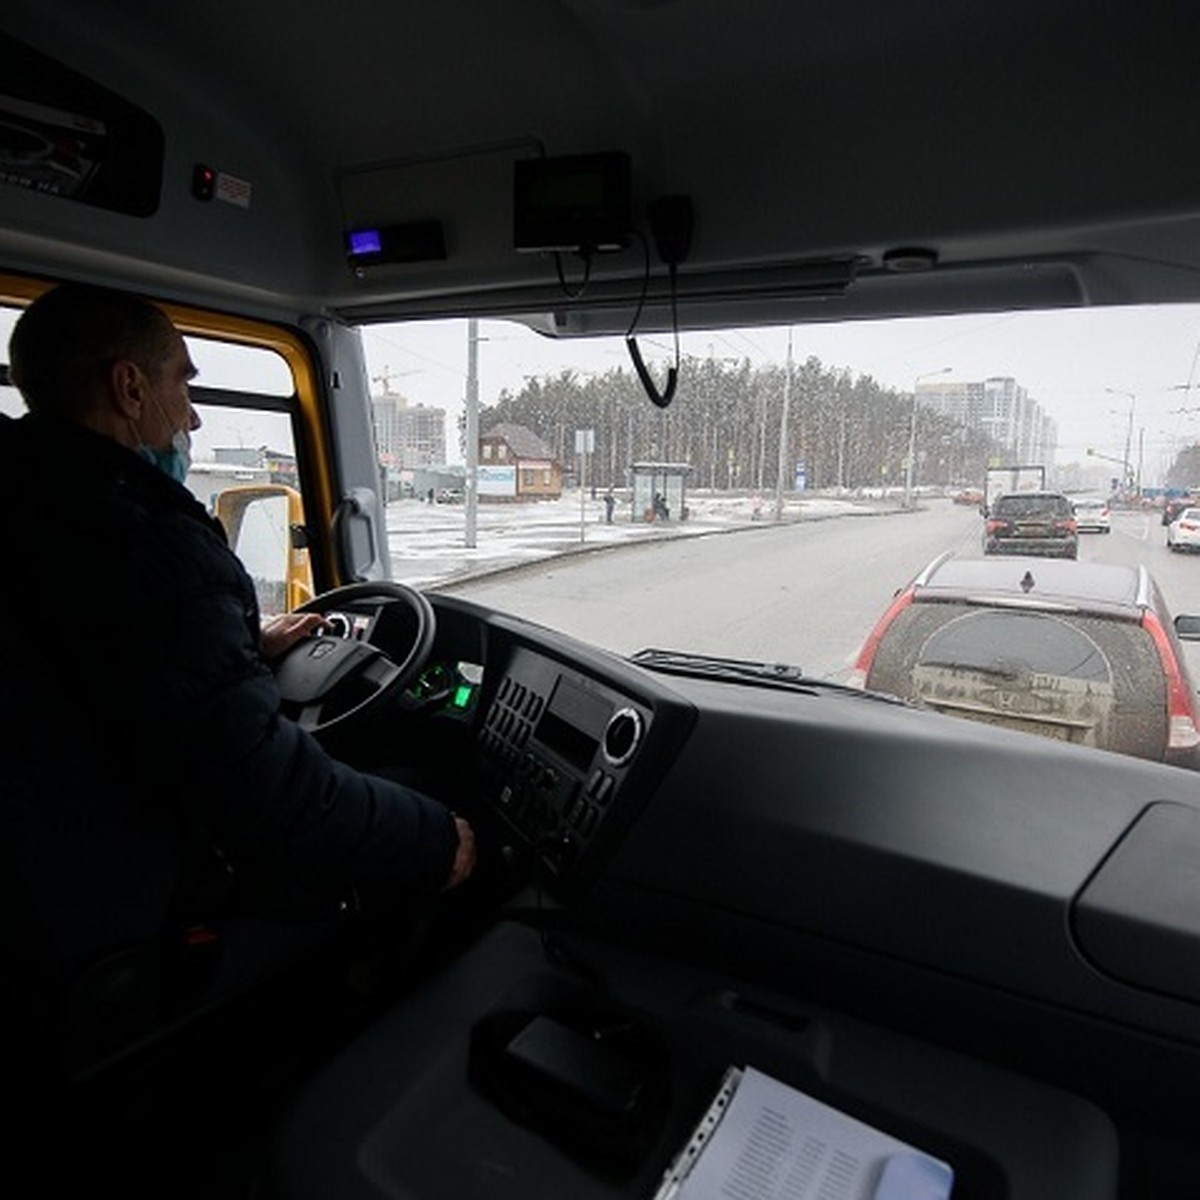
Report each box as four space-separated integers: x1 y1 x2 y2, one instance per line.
650 1065 953 1200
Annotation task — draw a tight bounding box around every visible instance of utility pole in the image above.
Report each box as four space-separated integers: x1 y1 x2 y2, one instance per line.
905 367 952 508
464 319 479 548
758 391 767 491
837 406 846 490
1105 388 1136 495
774 328 793 521
575 428 595 542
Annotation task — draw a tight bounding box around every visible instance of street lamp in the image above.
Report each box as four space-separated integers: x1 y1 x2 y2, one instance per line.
1104 387 1136 495
904 367 952 508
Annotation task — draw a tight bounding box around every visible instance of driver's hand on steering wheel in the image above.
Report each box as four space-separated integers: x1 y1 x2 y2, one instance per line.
261 612 329 662
444 816 477 890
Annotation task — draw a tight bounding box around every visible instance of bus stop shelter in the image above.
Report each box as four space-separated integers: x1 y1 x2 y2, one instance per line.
630 462 692 522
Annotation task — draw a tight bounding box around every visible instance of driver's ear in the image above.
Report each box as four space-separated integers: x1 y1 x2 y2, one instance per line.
107 359 148 421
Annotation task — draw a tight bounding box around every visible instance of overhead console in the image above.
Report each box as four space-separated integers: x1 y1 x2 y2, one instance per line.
477 642 693 895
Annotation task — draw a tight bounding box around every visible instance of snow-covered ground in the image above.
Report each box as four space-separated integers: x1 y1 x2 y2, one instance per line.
386 489 903 588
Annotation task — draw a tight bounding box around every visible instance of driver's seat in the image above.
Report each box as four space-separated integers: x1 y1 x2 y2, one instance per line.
3 884 370 1196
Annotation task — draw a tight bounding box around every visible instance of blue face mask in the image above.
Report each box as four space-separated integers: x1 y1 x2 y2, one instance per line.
138 427 192 484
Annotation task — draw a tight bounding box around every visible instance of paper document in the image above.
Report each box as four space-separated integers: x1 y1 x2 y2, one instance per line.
653 1066 953 1200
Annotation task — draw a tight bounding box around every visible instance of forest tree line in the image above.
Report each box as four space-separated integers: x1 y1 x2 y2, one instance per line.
479 354 1006 492
1161 436 1200 491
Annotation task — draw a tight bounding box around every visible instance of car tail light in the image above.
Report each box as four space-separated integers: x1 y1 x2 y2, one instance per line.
1055 518 1077 534
985 519 1007 535
848 588 915 688
1143 611 1200 750
1180 521 1199 532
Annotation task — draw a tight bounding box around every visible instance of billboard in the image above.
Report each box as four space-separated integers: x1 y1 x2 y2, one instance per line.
478 464 516 497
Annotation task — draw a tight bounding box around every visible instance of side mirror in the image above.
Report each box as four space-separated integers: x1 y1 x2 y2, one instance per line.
1174 614 1200 641
214 484 314 615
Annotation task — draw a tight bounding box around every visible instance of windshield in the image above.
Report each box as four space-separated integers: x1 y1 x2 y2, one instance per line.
355 306 1200 773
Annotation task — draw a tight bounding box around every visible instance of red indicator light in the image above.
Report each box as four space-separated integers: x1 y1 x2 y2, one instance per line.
191 163 217 201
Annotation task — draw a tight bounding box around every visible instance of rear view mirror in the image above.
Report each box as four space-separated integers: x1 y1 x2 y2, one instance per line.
1174 614 1200 641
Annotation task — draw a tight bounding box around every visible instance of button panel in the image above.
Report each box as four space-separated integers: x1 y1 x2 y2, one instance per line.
479 652 649 878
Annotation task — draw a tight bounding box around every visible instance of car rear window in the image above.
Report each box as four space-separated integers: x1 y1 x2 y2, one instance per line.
993 494 1072 518
867 601 1167 760
920 611 1110 681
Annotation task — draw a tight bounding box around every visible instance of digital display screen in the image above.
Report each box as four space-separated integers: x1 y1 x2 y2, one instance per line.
347 228 382 256
527 167 606 211
536 709 599 772
513 152 631 253
535 676 610 770
344 220 447 266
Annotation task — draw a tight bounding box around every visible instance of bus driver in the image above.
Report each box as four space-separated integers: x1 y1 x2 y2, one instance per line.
0 284 476 1057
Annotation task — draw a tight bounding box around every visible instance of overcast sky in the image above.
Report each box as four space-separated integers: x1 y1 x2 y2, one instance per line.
360 305 1200 482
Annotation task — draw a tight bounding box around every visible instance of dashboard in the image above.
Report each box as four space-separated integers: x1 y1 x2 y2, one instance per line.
423 595 697 897
334 589 1200 1042
265 588 1200 1198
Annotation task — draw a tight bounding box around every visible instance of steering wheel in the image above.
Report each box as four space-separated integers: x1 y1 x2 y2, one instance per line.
272 582 436 737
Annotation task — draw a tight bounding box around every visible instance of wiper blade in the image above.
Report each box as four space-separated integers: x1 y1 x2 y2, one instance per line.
629 648 906 703
632 648 806 681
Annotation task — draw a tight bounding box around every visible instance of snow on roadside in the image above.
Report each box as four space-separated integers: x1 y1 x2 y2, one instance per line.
386 490 901 589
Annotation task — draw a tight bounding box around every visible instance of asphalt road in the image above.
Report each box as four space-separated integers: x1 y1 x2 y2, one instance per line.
446 500 1200 684
447 502 978 679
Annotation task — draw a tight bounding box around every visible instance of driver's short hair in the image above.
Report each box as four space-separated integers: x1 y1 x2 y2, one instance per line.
9 283 177 418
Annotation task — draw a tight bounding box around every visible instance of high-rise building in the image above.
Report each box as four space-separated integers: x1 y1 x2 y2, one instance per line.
918 375 1055 465
371 392 447 468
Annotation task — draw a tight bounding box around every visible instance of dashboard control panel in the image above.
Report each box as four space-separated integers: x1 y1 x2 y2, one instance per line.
478 645 651 881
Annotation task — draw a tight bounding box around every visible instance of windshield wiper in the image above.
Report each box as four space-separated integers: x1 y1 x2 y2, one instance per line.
629 648 907 703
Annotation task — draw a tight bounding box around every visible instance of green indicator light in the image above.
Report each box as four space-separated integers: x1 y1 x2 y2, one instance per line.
452 684 473 710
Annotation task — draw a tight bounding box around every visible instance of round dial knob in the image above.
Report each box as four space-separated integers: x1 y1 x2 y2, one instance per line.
603 707 643 766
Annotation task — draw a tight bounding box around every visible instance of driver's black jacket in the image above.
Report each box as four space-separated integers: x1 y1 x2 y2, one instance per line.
0 413 460 997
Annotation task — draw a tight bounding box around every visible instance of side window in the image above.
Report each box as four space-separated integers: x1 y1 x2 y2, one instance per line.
0 306 23 419
183 336 308 617
0 305 310 617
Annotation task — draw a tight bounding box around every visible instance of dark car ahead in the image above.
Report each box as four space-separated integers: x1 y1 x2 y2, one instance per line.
1162 497 1192 527
850 554 1200 768
983 491 1077 559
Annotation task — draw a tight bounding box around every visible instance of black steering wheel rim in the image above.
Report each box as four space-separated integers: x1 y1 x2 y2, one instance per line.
273 581 436 737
